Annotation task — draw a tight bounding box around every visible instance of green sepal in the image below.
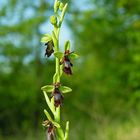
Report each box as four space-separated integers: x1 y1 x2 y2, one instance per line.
64 41 70 51
41 34 52 43
60 86 72 93
69 53 79 59
54 51 64 59
41 85 54 93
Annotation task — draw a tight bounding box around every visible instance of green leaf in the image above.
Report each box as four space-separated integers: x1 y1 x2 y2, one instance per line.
64 121 69 140
41 85 54 92
43 92 55 115
60 86 72 93
64 41 70 51
41 34 52 43
69 53 79 59
54 52 64 59
44 109 53 122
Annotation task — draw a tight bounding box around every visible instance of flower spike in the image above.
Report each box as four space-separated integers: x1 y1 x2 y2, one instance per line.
41 1 78 139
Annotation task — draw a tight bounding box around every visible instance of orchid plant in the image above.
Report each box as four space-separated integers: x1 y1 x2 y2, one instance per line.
41 0 79 139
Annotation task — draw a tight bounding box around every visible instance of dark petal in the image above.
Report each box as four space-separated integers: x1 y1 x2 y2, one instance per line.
63 67 72 75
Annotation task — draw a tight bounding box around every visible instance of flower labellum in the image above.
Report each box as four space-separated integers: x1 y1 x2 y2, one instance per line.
60 50 73 75
43 120 56 140
45 41 54 57
51 83 63 107
63 55 73 75
47 123 55 140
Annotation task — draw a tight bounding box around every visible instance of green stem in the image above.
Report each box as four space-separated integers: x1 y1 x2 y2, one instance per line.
64 121 69 140
54 22 63 140
52 1 68 139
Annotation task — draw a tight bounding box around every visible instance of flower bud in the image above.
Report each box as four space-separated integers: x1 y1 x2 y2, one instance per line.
50 15 57 25
54 1 60 13
59 2 64 11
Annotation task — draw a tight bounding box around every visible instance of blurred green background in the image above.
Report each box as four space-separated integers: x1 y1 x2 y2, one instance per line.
0 0 140 140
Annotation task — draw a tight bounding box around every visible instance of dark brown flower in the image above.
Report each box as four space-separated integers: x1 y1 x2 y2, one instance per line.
43 120 56 140
51 83 63 107
45 41 54 57
60 50 73 75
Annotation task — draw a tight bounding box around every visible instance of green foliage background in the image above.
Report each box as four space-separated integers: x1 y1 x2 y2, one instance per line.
0 0 140 139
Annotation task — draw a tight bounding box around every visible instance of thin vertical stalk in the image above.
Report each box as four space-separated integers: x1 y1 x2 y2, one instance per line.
54 25 63 139
41 1 74 139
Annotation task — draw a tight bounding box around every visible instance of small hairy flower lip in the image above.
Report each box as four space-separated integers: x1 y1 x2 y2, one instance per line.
44 40 54 57
63 67 72 75
61 53 73 75
45 121 56 140
51 82 64 107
